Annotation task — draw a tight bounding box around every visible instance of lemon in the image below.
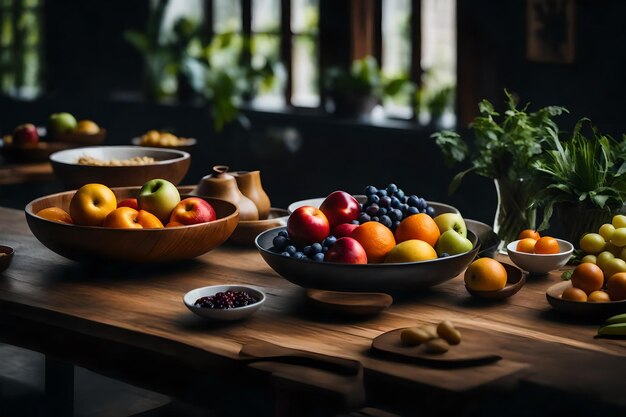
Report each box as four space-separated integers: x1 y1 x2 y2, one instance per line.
384 240 437 263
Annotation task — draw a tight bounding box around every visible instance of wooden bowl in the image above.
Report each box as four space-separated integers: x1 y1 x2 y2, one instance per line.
25 187 239 263
0 138 71 163
256 227 480 292
51 129 107 145
49 146 191 188
546 281 626 317
131 137 197 152
0 245 14 272
228 208 289 245
307 289 393 315
465 263 526 300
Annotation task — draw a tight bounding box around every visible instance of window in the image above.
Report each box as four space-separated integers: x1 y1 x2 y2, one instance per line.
0 0 43 99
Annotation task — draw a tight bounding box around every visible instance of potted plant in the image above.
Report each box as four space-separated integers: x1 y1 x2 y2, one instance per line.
533 119 626 243
432 90 567 245
325 56 413 118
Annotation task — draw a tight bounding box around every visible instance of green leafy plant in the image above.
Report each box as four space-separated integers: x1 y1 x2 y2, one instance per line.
426 85 455 120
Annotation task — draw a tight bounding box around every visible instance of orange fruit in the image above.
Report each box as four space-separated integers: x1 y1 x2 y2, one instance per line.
607 272 626 301
516 238 537 253
351 221 396 263
561 287 588 301
36 207 73 224
384 240 437 263
518 229 540 240
588 290 611 302
394 213 440 247
464 258 507 291
534 236 559 254
570 262 604 294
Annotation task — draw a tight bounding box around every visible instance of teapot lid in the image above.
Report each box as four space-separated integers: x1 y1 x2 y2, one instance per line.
210 165 232 179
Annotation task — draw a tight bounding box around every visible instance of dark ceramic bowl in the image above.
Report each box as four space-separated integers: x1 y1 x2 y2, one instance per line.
546 281 626 318
255 227 480 292
465 219 501 259
0 245 14 272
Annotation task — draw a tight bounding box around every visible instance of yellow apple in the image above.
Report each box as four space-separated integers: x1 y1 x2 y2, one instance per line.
69 183 117 226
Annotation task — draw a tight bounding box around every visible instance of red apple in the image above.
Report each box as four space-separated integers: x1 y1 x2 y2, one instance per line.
287 206 330 246
117 198 139 210
332 223 359 238
319 191 360 229
13 123 39 145
324 237 368 264
169 197 216 225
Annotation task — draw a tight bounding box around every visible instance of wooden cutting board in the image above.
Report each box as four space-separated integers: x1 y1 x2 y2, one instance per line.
371 327 502 368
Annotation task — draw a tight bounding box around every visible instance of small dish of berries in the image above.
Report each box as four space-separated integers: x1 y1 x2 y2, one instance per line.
183 285 266 321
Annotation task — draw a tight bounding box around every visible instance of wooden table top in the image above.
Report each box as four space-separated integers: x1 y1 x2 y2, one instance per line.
0 161 54 185
0 206 625 413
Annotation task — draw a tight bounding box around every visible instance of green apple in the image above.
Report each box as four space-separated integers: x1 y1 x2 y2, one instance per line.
596 251 615 271
612 215 626 229
599 223 616 241
433 213 467 238
435 229 473 256
47 112 77 136
611 228 626 247
579 233 606 255
137 179 181 223
603 257 626 280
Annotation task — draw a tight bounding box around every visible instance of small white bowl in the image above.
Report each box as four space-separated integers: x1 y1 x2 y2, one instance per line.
183 285 265 321
506 239 574 275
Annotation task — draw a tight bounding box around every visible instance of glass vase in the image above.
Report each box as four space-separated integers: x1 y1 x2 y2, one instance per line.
493 178 536 248
555 203 620 246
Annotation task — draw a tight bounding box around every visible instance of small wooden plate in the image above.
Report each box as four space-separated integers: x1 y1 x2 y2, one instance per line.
307 289 393 315
371 327 502 368
0 245 14 272
228 208 289 245
465 263 526 300
546 281 626 317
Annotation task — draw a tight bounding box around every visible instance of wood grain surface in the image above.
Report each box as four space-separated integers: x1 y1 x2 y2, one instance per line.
0 206 625 412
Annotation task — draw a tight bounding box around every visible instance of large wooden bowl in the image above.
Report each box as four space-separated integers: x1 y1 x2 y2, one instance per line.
50 146 191 188
25 187 239 263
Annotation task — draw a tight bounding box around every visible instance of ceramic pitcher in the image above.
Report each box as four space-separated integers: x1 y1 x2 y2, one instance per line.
232 171 271 220
194 165 259 221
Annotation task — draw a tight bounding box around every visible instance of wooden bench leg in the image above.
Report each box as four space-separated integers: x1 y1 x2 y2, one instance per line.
45 356 74 417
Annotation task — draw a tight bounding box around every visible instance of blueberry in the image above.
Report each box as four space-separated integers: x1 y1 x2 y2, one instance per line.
401 204 409 212
323 236 337 247
408 195 419 207
351 220 360 225
386 184 398 195
393 220 401 230
376 189 388 198
380 196 392 208
273 235 289 251
366 204 380 216
407 206 419 216
368 194 380 205
426 206 435 216
378 207 388 216
440 252 450 258
280 251 291 257
420 209 427 213
379 215 392 228
417 198 427 210
390 197 401 209
359 203 365 211
322 246 329 253
389 209 403 221
294 251 307 260
285 245 297 256
371 216 380 223
396 189 405 201
311 243 323 254
313 253 325 262
364 185 378 196
303 245 313 256
358 213 371 223
278 230 289 238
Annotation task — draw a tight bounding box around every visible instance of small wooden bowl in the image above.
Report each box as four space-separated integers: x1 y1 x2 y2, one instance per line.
0 245 14 272
25 187 239 263
131 137 197 152
546 281 626 317
0 138 71 163
307 289 393 315
49 146 191 188
51 129 107 145
465 263 526 300
228 208 289 245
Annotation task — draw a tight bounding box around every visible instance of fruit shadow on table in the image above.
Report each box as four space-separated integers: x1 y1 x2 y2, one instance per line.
537 307 615 325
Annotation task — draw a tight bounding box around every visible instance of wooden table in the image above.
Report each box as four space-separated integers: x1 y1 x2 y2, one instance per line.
0 162 54 185
0 206 625 416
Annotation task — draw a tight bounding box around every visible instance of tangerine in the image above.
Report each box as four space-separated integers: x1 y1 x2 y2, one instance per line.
561 287 588 302
588 290 611 302
570 262 604 294
351 221 396 263
607 272 626 301
36 207 73 224
394 213 440 247
516 238 537 253
518 229 540 240
534 236 559 254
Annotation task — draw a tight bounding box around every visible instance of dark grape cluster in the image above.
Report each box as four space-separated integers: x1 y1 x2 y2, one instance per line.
272 230 336 261
357 184 435 232
194 290 259 309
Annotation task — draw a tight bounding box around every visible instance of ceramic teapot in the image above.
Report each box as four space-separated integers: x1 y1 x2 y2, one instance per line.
231 170 271 220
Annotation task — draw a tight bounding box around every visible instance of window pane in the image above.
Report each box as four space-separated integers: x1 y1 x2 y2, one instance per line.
1 12 13 46
251 34 285 107
23 0 41 8
291 35 319 107
291 0 318 34
382 0 412 118
214 0 241 33
252 0 280 33
20 11 40 46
